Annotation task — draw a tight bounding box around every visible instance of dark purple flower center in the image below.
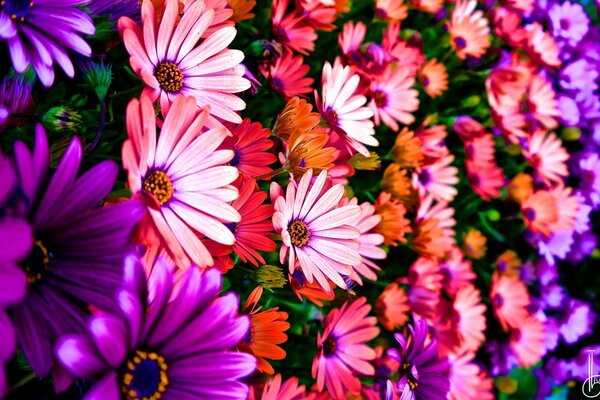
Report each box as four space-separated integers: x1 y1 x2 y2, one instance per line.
323 337 337 355
2 0 33 21
498 260 507 272
492 293 504 308
376 8 388 18
291 269 306 285
154 61 184 93
273 77 283 90
523 207 536 222
288 219 310 247
422 76 430 87
225 222 238 233
143 170 173 205
374 90 388 108
323 108 339 128
229 150 241 167
20 239 50 286
375 364 391 376
419 169 432 186
121 349 169 400
454 36 467 50
559 18 570 31
511 329 521 342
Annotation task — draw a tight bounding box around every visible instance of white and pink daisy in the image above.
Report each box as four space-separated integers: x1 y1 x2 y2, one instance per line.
119 0 250 123
413 154 459 202
523 130 569 186
316 59 377 157
271 169 362 293
369 65 419 131
123 95 240 269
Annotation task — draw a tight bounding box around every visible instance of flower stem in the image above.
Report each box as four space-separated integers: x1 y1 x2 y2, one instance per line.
85 97 107 155
10 372 36 392
255 165 287 181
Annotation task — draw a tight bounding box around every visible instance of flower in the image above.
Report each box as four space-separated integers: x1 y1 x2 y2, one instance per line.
376 283 410 330
87 0 142 23
271 169 362 293
490 272 530 330
419 59 448 98
466 159 504 201
440 248 475 296
409 257 444 294
56 257 256 399
509 315 545 367
495 250 522 278
391 128 424 169
268 51 314 99
6 126 143 377
123 96 241 269
119 0 249 122
0 0 95 87
521 190 558 236
221 118 277 179
369 65 419 131
272 0 317 55
452 284 487 353
375 0 408 23
410 0 443 13
274 97 321 141
286 128 337 180
448 352 493 400
523 130 569 186
414 154 459 202
374 192 411 246
229 0 256 22
381 163 418 209
508 173 533 204
0 70 34 133
387 318 450 400
289 269 335 306
462 228 487 259
238 286 289 374
524 23 561 68
297 0 337 31
250 374 306 400
412 195 456 259
312 297 379 399
447 0 491 60
338 21 366 61
316 59 377 157
548 1 590 47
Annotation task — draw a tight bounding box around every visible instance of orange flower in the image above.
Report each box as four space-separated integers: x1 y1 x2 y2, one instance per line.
290 270 335 307
374 192 411 246
381 163 418 210
495 250 522 278
462 228 487 259
447 0 491 60
238 286 290 374
376 282 410 330
410 0 444 13
521 190 558 236
375 0 408 22
274 97 321 140
419 58 448 98
508 173 533 204
286 128 336 179
228 0 256 22
391 128 424 169
412 195 456 259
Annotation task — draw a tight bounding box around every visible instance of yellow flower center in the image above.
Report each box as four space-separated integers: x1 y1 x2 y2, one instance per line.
288 220 311 248
143 170 173 205
154 62 184 93
21 239 50 285
121 349 169 400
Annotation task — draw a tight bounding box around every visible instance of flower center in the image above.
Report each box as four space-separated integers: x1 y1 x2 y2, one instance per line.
20 239 50 286
229 150 240 167
288 219 311 247
374 90 388 108
498 260 507 272
400 362 419 390
154 62 184 93
559 18 570 30
273 77 283 90
523 207 536 222
454 36 467 50
2 0 33 21
422 76 430 87
225 222 238 233
143 170 173 205
323 337 336 355
419 169 431 186
492 293 504 308
323 108 339 128
121 349 169 400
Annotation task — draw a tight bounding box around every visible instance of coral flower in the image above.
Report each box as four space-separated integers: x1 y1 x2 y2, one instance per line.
387 318 450 400
414 154 459 202
509 316 545 367
462 228 487 259
123 96 241 269
521 190 558 236
409 257 444 294
413 195 457 259
221 119 277 179
466 160 505 201
369 65 419 131
274 97 321 141
238 286 289 374
548 185 580 233
0 0 95 87
229 0 256 22
338 21 366 61
495 250 522 278
453 115 486 141
410 0 444 13
272 0 317 55
508 173 533 204
448 352 494 400
440 248 476 296
490 272 530 330
271 169 362 293
119 0 249 122
286 128 337 180
524 23 561 68
523 130 569 186
374 192 411 246
419 59 449 98
312 297 380 399
289 269 335 306
316 59 377 157
250 374 306 400
297 0 338 31
452 284 487 353
391 128 424 169
376 283 410 331
268 51 314 100
56 257 256 400
375 0 408 22
381 163 418 210
447 0 491 60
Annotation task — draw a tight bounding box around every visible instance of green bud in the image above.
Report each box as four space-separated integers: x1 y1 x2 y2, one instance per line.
349 151 381 170
486 209 501 221
254 265 287 289
81 61 113 101
463 95 481 108
562 127 581 141
42 106 81 134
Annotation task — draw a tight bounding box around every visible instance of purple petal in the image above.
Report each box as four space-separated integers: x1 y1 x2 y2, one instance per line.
55 335 107 379
83 371 120 400
0 218 32 263
0 264 27 307
88 315 128 368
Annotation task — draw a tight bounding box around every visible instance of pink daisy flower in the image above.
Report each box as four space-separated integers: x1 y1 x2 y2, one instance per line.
297 0 338 31
123 95 240 269
312 297 380 399
271 169 362 293
250 374 306 400
369 65 419 131
272 0 318 55
490 272 530 330
268 51 314 99
453 284 487 353
509 315 545 367
440 248 476 296
338 21 367 62
119 0 249 123
525 22 561 68
316 59 377 157
466 160 505 201
414 154 459 202
523 130 569 186
409 257 444 294
448 352 494 400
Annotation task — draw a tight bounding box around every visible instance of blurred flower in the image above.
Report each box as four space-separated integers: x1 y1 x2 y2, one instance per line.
448 352 494 400
250 374 306 400
410 256 444 294
268 51 314 100
413 195 456 259
376 283 410 331
490 272 530 330
466 160 505 201
419 58 448 98
509 315 545 367
410 0 444 13
297 0 338 31
374 192 411 246
87 0 142 23
452 284 487 353
272 0 317 54
414 154 459 202
272 169 361 293
525 22 561 68
440 248 476 296
508 173 533 204
239 286 289 374
522 190 559 236
369 65 419 130
0 70 34 133
447 0 491 60
119 0 249 122
375 0 408 23
577 153 600 209
462 228 487 260
391 128 424 169
495 250 522 278
56 258 256 399
339 21 366 62
274 97 321 141
548 0 590 47
229 0 256 22
312 297 379 399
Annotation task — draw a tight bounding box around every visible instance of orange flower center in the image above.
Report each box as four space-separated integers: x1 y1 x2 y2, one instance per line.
121 349 169 400
374 90 388 108
154 61 184 93
288 220 311 247
323 337 337 355
20 239 50 285
143 170 173 205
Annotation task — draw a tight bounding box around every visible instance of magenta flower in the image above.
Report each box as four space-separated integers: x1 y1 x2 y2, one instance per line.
56 256 256 400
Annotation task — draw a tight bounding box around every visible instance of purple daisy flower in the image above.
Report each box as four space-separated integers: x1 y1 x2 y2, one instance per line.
0 0 95 87
548 1 590 47
3 125 143 378
86 0 141 23
56 256 256 400
387 318 450 400
0 70 34 133
558 299 595 345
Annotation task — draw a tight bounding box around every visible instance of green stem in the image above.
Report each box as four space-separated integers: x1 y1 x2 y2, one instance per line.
255 165 287 181
10 372 36 392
